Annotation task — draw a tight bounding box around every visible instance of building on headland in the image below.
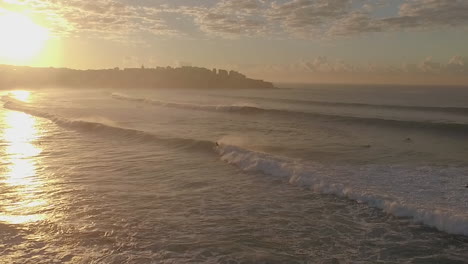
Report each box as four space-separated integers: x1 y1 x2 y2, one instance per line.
0 65 275 89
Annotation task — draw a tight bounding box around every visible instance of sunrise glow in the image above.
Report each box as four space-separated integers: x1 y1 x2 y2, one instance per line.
0 11 49 62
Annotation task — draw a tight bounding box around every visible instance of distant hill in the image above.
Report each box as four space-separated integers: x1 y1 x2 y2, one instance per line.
0 65 275 89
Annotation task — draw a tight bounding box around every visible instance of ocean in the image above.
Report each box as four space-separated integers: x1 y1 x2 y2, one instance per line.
0 85 467 263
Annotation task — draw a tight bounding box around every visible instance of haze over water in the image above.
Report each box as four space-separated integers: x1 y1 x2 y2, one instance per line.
1 86 467 263
1 0 468 263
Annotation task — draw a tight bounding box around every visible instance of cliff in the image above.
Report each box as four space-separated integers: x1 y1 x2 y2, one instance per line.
0 65 275 89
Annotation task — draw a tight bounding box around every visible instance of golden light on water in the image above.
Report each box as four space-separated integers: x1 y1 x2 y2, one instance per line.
9 90 31 102
0 110 47 224
0 11 49 62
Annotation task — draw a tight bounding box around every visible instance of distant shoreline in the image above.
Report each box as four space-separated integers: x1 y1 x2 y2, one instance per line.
0 64 275 90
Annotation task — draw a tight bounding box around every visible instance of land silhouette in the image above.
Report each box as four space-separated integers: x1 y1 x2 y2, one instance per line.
0 65 274 89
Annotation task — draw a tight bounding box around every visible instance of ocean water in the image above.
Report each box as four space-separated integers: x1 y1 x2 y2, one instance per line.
1 85 468 263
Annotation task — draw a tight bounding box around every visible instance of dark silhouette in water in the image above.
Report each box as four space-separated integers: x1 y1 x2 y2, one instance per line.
0 64 275 90
404 137 413 142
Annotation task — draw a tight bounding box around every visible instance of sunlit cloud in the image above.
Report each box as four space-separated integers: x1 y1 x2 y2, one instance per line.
0 0 467 84
0 0 177 40
1 0 468 40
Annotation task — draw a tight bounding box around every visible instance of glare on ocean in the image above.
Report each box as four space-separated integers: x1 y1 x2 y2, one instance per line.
9 90 31 102
0 110 47 224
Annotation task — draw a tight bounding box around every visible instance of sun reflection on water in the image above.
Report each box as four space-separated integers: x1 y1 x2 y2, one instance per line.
0 109 48 224
9 90 31 102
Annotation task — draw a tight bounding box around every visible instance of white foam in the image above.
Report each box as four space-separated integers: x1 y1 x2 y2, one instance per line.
216 143 468 236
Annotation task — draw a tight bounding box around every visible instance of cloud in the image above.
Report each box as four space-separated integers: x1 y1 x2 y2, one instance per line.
299 56 357 72
418 57 442 73
327 11 382 36
328 0 468 37
447 56 468 73
217 0 264 12
264 0 468 38
267 0 352 37
1 0 177 39
195 13 266 36
247 55 468 76
237 55 468 85
2 0 468 40
189 0 269 37
387 0 468 29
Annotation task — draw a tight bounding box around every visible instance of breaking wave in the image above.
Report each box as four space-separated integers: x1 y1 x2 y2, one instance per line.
4 98 467 237
112 93 468 134
216 143 468 237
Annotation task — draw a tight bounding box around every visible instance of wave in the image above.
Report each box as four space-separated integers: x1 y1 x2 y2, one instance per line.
4 99 468 236
216 143 468 237
217 94 468 115
112 93 261 113
112 93 468 134
1 95 26 104
2 101 215 152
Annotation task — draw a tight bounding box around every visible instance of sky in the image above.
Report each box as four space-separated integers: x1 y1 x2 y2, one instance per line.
0 0 468 85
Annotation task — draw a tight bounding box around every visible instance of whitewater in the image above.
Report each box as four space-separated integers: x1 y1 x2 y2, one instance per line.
1 85 467 263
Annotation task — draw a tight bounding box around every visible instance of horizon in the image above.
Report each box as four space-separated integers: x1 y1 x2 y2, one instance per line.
0 0 467 86
1 1 468 262
2 63 468 88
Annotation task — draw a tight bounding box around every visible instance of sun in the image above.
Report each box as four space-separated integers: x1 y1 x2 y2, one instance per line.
0 11 49 62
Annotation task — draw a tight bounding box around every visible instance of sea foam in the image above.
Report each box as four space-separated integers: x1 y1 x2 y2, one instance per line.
4 98 467 237
216 143 468 237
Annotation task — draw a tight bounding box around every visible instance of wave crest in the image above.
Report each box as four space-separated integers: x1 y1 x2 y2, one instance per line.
112 93 468 134
3 101 215 151
112 93 262 113
216 143 468 237
220 95 468 115
4 98 467 237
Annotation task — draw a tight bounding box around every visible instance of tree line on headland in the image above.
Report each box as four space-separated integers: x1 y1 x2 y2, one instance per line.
0 65 275 89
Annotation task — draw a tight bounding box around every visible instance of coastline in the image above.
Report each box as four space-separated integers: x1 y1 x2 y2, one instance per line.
0 64 275 90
